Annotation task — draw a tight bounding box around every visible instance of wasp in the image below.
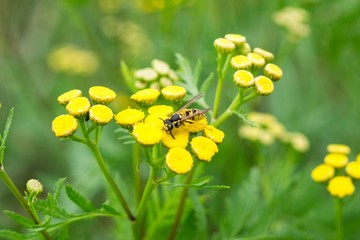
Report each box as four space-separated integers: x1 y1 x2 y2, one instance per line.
162 94 210 139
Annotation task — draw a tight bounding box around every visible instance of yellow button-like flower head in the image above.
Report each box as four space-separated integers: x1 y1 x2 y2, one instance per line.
233 70 254 88
182 118 208 133
346 161 360 179
204 125 225 144
224 34 246 47
214 38 236 53
253 47 274 62
327 144 351 155
166 147 193 174
115 108 145 128
264 63 283 81
324 153 348 168
132 123 163 146
311 164 335 182
145 114 166 129
57 89 82 106
89 86 116 105
66 97 91 117
190 136 218 162
230 55 251 70
254 76 274 95
151 59 170 75
162 130 189 149
52 114 78 138
161 86 187 102
148 105 174 117
247 53 266 70
26 179 43 196
327 176 355 198
130 88 160 106
89 105 113 125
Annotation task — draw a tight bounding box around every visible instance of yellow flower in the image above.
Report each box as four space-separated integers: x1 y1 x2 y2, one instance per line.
144 114 166 129
181 118 208 133
52 114 78 138
162 130 189 149
327 176 355 198
327 144 351 155
134 68 158 82
253 47 274 62
204 125 225 144
130 88 160 106
264 63 283 81
115 108 145 128
148 105 174 117
151 59 170 75
166 147 193 174
233 70 254 88
89 105 113 125
230 55 251 70
254 76 274 95
161 86 187 102
287 132 310 152
66 97 91 117
357 154 360 162
238 42 251 55
247 53 265 70
324 153 348 168
57 89 82 106
311 164 335 182
213 38 236 53
224 34 246 47
346 161 360 179
26 179 43 196
132 123 163 146
88 86 117 105
190 136 218 161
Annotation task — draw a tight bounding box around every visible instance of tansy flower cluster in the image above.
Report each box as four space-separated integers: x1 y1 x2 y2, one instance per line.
52 86 116 138
114 85 224 174
133 59 180 91
311 144 360 198
238 112 309 152
214 33 283 96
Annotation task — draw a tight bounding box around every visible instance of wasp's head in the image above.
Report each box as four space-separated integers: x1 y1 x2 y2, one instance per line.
160 118 173 131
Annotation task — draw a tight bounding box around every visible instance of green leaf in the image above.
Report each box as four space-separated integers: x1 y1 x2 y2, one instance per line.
0 230 33 240
189 190 206 238
233 111 259 127
65 185 97 212
0 108 14 164
120 61 137 93
200 72 214 94
193 60 202 86
163 179 230 190
100 204 121 215
53 178 67 206
3 210 34 228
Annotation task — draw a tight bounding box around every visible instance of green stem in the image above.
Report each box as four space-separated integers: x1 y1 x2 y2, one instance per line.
212 52 224 119
0 166 53 240
212 90 242 127
133 144 141 203
168 165 197 240
335 198 344 240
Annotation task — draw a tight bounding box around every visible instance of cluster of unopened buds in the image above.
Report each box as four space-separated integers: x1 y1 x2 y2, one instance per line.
311 144 360 198
52 85 224 174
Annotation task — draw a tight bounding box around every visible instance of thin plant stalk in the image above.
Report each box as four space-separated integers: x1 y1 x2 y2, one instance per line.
335 198 344 240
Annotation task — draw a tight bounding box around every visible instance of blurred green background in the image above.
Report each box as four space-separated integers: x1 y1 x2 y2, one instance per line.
1 0 360 239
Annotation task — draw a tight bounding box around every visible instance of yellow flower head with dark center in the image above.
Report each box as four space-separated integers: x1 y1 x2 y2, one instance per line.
130 88 160 106
253 47 274 62
224 34 246 47
89 104 113 125
89 86 116 105
52 114 78 138
233 70 254 88
148 105 174 117
132 123 163 146
26 179 43 196
182 118 208 133
213 38 236 53
327 176 355 198
190 136 218 161
264 63 283 81
311 164 335 182
346 161 360 179
230 55 251 70
324 153 348 168
162 130 189 149
161 86 187 102
254 76 274 95
327 144 351 155
66 97 91 117
115 108 145 128
166 147 193 174
247 53 266 70
204 125 225 144
57 89 82 106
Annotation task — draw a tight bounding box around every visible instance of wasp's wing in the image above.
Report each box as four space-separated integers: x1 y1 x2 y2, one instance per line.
179 108 210 122
175 94 204 113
